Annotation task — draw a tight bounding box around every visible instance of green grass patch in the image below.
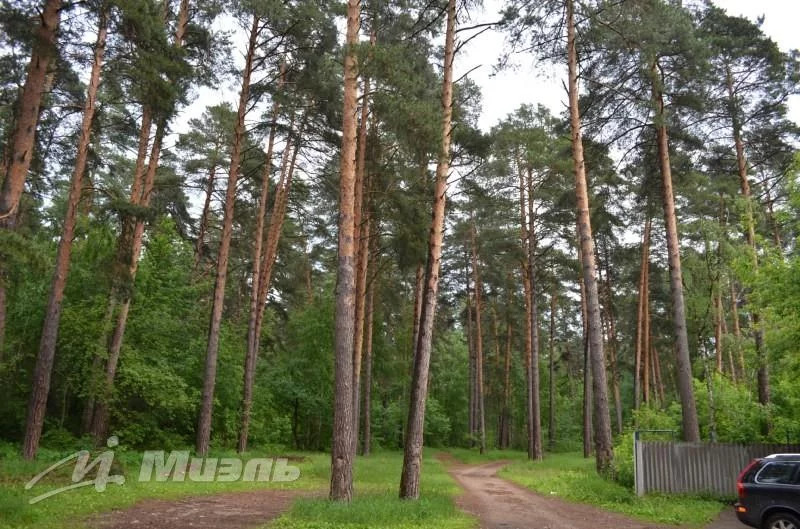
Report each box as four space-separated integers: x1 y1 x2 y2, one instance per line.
0 445 328 529
267 450 475 529
498 452 724 527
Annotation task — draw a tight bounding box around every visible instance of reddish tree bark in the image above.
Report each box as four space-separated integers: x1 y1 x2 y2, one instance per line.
0 0 62 225
634 214 651 410
567 0 613 472
196 14 261 456
239 69 287 453
330 0 360 501
470 223 486 455
22 7 106 459
399 0 455 500
651 59 700 442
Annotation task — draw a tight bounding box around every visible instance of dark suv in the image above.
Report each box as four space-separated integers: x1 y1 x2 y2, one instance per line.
736 454 800 529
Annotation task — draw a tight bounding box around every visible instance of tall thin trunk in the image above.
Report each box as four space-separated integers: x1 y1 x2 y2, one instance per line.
548 287 556 451
730 281 745 379
579 244 592 457
92 0 190 442
352 59 375 447
330 0 360 502
196 14 260 456
243 121 301 452
92 123 165 441
502 309 513 450
654 346 666 404
239 67 286 454
567 0 612 472
360 235 377 456
411 264 424 362
714 288 724 374
765 186 782 248
651 59 700 442
399 0 455 500
194 162 216 271
526 167 542 461
21 7 105 459
518 158 535 458
634 214 651 410
727 68 769 409
643 321 651 405
470 223 486 455
465 253 475 444
603 261 623 435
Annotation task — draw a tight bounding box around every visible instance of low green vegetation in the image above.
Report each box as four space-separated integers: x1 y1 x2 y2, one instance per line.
269 451 474 529
0 443 328 529
498 452 724 527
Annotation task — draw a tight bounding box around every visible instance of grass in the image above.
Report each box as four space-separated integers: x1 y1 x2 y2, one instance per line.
0 445 474 529
0 445 328 529
267 450 475 529
497 452 725 527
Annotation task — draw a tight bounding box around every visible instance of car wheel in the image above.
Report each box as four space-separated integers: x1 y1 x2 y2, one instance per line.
766 512 800 529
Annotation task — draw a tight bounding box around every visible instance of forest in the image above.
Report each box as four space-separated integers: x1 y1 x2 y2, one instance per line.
1 0 800 519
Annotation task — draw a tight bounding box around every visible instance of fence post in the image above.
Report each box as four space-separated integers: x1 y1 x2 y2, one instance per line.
634 431 644 497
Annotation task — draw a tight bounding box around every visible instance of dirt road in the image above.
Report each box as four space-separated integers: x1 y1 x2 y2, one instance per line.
90 489 306 529
447 459 692 529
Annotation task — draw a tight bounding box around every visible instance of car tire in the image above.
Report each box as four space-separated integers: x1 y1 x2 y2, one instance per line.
765 512 800 529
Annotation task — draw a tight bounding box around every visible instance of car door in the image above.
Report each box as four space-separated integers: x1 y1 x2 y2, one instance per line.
751 461 800 516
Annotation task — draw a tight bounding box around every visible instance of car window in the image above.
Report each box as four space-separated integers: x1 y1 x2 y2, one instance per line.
756 462 799 485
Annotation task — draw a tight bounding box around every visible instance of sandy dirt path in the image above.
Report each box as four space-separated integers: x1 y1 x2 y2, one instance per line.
90 489 309 529
444 457 731 529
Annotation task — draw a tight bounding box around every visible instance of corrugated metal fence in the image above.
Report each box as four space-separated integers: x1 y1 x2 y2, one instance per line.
634 440 800 497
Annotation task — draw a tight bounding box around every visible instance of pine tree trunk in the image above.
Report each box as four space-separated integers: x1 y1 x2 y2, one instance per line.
243 120 301 452
567 0 613 472
634 214 651 411
654 346 666 405
92 121 166 441
548 288 556 451
361 241 376 456
352 64 374 447
330 0 361 501
470 224 486 455
525 168 543 461
728 70 769 408
0 0 62 225
399 0 455 500
196 14 260 456
0 0 62 376
651 60 700 442
194 163 216 271
579 250 592 457
714 289 724 374
239 68 285 453
503 312 513 450
92 0 190 442
465 253 475 444
603 262 623 435
411 263 424 363
518 158 536 459
22 8 105 459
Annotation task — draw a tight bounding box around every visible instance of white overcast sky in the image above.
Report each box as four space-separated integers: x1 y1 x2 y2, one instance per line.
181 1 800 137
463 0 800 131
